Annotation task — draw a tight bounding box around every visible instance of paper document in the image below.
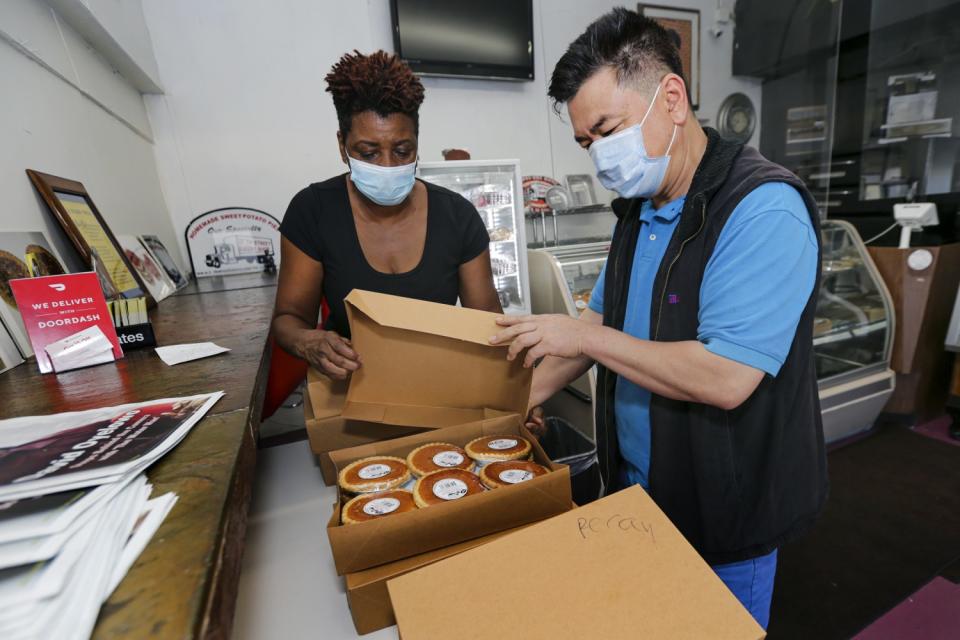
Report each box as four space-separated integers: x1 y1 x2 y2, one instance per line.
155 342 230 366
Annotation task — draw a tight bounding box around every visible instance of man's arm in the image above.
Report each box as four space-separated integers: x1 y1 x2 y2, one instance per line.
494 314 762 411
527 308 602 408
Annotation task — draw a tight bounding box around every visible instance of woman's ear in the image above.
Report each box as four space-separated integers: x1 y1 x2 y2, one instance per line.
337 131 348 165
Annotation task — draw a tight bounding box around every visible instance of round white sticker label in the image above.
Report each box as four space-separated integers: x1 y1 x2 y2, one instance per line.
362 497 400 516
487 438 518 451
432 478 469 500
432 451 465 467
499 469 534 484
358 463 391 480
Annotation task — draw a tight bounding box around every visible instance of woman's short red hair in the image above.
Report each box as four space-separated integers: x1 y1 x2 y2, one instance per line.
325 50 425 136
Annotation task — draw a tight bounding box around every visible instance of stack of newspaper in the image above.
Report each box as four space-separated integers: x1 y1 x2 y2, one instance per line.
0 392 223 639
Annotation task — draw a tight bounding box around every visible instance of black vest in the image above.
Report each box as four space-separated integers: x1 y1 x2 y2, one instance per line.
596 129 829 564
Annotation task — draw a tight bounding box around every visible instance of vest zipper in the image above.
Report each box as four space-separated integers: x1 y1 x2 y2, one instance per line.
653 197 707 341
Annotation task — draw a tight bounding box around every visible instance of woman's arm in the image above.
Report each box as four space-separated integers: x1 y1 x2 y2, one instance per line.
458 249 503 313
272 237 359 379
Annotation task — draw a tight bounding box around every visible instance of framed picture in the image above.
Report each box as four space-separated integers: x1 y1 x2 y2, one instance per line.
184 208 281 278
0 231 67 356
0 314 24 374
139 235 189 290
117 235 177 302
639 4 700 110
26 170 152 305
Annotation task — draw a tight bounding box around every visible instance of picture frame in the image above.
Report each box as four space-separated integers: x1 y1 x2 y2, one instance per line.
639 4 700 110
138 235 189 290
25 170 153 306
117 235 177 302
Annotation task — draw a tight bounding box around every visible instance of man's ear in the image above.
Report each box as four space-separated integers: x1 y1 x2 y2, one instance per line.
337 131 348 165
662 74 690 126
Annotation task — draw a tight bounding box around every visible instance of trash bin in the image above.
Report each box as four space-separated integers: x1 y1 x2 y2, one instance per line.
538 417 603 505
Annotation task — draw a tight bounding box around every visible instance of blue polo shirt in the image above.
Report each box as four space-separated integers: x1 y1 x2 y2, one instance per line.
589 182 818 490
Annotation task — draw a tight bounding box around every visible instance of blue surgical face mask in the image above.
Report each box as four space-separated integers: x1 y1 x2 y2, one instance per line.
348 156 417 206
588 83 678 199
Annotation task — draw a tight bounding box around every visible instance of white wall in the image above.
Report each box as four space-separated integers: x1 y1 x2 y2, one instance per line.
142 0 760 261
0 0 181 271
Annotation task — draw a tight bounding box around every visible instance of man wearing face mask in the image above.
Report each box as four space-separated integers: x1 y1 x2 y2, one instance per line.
491 9 827 629
274 51 502 379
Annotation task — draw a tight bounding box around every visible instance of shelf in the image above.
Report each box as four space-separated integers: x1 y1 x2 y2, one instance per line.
813 319 888 346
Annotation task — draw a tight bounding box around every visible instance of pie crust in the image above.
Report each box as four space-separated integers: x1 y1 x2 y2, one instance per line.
465 435 532 463
480 460 549 489
413 469 485 508
338 456 411 494
406 442 473 477
341 490 417 525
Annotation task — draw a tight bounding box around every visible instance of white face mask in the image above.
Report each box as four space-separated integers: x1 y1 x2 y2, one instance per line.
588 83 678 199
348 156 417 206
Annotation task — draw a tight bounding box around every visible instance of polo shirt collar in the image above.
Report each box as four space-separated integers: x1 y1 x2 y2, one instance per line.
640 195 687 224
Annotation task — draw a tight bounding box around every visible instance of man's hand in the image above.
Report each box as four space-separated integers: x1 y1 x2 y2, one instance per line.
297 329 360 380
490 314 592 367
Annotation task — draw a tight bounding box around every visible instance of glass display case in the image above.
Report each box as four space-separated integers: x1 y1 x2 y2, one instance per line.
742 0 960 218
418 160 530 314
525 206 617 249
527 242 610 401
816 220 897 442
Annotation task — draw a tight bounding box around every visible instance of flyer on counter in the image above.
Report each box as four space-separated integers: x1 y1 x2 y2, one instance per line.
0 392 223 501
8 272 122 374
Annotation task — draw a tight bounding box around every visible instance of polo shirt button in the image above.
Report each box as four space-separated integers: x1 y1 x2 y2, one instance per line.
649 233 657 241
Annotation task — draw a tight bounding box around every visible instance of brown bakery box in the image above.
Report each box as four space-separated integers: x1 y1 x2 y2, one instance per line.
326 414 571 575
304 369 426 485
345 525 525 635
388 485 766 640
339 289 531 427
305 289 532 484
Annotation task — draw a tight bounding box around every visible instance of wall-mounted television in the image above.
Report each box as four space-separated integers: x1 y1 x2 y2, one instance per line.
390 0 534 81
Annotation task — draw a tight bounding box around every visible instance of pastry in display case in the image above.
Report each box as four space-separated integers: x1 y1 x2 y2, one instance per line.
815 220 896 443
418 160 530 314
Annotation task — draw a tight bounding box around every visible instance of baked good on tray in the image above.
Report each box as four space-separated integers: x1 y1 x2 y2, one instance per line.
465 435 532 463
413 469 485 507
480 460 549 489
338 456 411 494
406 442 474 477
341 490 417 525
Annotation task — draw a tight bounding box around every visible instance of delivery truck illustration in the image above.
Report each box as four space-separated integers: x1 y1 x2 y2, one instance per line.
205 235 275 268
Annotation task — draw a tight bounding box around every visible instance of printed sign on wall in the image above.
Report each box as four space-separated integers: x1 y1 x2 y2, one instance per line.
185 208 281 278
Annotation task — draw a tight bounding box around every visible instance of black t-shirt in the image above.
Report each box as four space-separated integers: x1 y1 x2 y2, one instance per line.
279 174 490 337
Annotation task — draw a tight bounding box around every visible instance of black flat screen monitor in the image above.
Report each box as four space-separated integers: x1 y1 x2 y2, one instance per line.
390 0 534 81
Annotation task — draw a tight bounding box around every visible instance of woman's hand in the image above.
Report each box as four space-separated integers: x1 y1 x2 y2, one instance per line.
524 406 547 439
298 329 360 380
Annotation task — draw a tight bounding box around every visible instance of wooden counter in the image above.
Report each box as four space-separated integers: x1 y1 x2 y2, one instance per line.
0 279 278 639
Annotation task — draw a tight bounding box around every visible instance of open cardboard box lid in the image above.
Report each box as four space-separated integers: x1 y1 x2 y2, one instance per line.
387 485 765 639
342 290 532 427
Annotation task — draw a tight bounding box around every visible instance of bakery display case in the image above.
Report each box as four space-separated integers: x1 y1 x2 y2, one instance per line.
528 242 610 403
815 220 896 442
418 160 530 314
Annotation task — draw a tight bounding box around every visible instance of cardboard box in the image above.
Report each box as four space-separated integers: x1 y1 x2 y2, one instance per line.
345 525 525 635
387 485 765 639
303 371 426 485
341 289 532 427
327 415 571 575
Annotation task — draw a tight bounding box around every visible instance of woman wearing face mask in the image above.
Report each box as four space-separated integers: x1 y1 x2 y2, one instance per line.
273 50 501 379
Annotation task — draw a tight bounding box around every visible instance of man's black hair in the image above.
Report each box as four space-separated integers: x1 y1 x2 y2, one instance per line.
548 7 687 114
